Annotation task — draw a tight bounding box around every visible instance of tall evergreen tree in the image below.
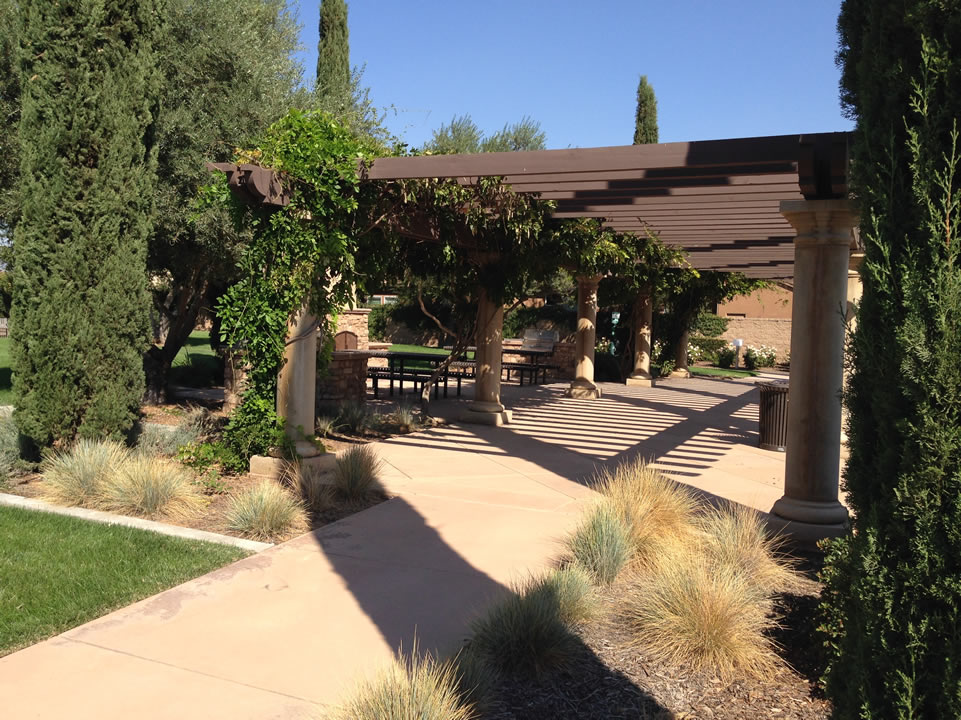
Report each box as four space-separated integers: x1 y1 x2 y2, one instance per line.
12 0 161 445
317 0 350 106
820 2 961 716
633 75 658 145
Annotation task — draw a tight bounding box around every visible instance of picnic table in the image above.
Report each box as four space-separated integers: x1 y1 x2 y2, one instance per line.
367 349 471 398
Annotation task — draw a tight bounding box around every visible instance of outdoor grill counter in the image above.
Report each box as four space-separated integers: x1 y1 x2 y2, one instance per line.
757 380 789 452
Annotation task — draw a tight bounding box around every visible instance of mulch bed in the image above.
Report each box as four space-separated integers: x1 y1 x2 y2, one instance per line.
481 574 831 720
2 398 416 542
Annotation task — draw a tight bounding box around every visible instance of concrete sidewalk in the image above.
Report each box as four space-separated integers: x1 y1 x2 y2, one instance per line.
0 376 790 719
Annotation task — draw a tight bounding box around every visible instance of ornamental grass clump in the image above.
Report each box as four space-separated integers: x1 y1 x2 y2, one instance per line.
225 480 308 541
621 549 780 681
338 400 369 434
282 460 334 515
332 640 476 720
100 455 204 520
469 568 595 678
593 457 698 566
565 501 633 585
136 408 213 457
41 439 130 508
333 444 383 502
697 502 798 597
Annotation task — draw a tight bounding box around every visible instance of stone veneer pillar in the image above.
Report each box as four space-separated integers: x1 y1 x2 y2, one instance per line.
566 275 602 399
770 199 858 543
276 304 320 457
626 289 654 387
464 287 512 425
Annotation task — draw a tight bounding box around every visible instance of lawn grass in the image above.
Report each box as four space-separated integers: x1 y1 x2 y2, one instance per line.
169 330 221 387
689 366 759 379
0 505 247 656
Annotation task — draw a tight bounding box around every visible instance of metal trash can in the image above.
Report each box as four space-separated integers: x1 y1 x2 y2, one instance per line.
757 380 789 452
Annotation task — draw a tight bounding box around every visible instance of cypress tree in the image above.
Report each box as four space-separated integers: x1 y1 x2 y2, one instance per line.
820 2 961 716
317 0 350 105
633 75 658 145
12 0 161 445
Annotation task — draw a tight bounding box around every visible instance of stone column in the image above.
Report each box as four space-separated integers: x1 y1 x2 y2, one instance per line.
276 304 320 457
464 287 512 425
670 328 692 378
566 275 602 399
769 199 858 544
626 288 653 387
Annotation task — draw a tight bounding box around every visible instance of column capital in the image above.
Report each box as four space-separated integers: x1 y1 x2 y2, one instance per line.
576 274 604 289
780 198 859 247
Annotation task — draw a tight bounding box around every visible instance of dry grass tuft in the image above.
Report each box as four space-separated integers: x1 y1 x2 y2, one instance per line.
469 569 595 678
333 444 383 502
100 455 204 520
41 439 130 508
592 457 699 565
565 502 633 585
225 480 308 541
697 502 799 596
282 460 335 515
620 548 781 681
331 640 476 720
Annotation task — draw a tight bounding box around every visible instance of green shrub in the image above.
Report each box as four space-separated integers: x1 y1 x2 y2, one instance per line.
177 440 247 475
367 304 392 342
716 347 736 368
692 313 729 338
393 399 417 433
333 444 382 502
502 303 576 340
331 640 476 720
100 455 204 520
565 502 633 585
0 411 20 479
689 337 728 364
469 570 591 678
41 439 130 508
225 480 308 540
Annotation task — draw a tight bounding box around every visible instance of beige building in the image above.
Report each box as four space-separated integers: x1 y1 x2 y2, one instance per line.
715 284 793 362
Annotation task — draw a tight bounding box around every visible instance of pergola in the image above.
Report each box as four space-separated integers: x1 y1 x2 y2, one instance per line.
272 130 858 544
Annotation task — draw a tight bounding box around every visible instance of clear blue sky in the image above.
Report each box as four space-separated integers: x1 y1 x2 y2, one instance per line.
295 0 852 150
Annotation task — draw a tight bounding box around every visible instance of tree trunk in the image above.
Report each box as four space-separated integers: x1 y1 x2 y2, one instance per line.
142 271 210 404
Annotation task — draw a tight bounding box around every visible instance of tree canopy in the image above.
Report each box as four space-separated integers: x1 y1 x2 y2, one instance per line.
426 114 547 154
13 0 161 445
633 75 658 145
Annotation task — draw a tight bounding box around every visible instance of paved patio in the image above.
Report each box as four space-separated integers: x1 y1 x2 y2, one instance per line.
1 376 794 719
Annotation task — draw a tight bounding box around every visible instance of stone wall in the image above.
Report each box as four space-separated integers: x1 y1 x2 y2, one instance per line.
334 309 371 350
368 341 390 369
721 318 792 362
502 339 576 380
316 350 370 404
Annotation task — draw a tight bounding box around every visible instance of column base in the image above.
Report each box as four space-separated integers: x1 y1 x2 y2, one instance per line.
565 380 601 399
625 374 653 388
462 406 513 426
771 495 849 525
669 368 691 379
766 513 849 550
249 452 337 480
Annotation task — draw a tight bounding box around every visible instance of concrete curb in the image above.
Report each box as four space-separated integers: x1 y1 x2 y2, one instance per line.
0 493 272 553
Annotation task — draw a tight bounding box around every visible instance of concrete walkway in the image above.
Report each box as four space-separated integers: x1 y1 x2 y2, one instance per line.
1 376 790 719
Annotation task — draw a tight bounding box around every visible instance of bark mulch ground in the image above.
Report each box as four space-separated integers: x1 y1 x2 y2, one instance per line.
481 574 830 720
